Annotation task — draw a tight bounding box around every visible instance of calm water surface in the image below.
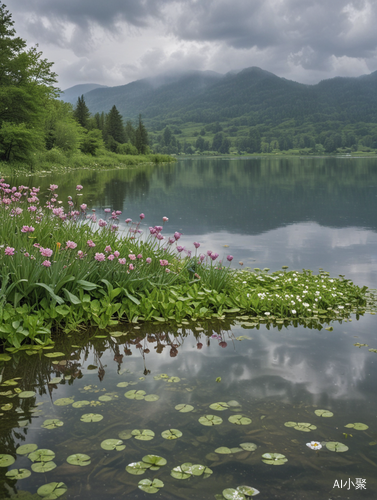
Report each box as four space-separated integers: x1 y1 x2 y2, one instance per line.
1 157 377 499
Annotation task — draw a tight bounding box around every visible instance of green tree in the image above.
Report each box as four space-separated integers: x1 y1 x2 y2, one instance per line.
73 95 90 128
135 114 148 154
105 105 125 144
0 2 58 162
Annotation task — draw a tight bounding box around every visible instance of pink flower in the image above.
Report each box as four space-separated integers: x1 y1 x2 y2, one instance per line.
21 225 34 233
149 227 156 234
177 246 184 252
168 237 175 245
160 259 169 266
128 254 136 260
162 216 168 222
139 213 145 220
28 206 37 212
105 245 112 253
115 210 122 215
111 225 118 231
49 184 58 191
129 263 134 270
227 255 234 261
156 233 164 240
165 268 170 273
76 185 83 191
80 204 87 211
211 253 219 261
193 242 200 249
207 250 212 256
199 254 205 262
33 243 40 248
53 207 64 216
40 247 53 257
77 250 85 259
104 208 111 213
118 258 126 265
155 225 163 232
5 246 15 256
174 232 181 240
108 254 115 261
95 253 105 262
14 207 23 215
51 198 56 202
114 251 120 258
137 253 143 259
87 240 96 247
146 257 152 264
125 218 132 224
66 241 77 249
42 260 51 267
98 219 107 227
24 252 30 257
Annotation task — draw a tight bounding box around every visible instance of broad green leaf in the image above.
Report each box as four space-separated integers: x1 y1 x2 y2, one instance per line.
209 402 230 411
168 376 180 383
72 400 90 408
54 397 74 406
0 354 11 362
240 443 257 452
237 485 260 496
80 413 103 422
132 429 155 441
345 422 369 430
228 415 252 425
325 442 349 452
44 352 65 358
126 461 150 475
5 468 31 480
42 419 63 429
116 382 129 387
215 447 232 454
142 455 167 468
261 453 287 465
138 478 164 494
144 394 160 401
67 454 91 466
222 488 246 500
171 465 191 480
161 429 182 440
0 454 15 467
100 439 125 451
118 430 133 440
28 449 55 462
37 482 67 499
16 444 38 455
315 409 333 417
175 404 194 413
18 391 36 399
31 461 57 473
199 414 223 426
124 390 146 400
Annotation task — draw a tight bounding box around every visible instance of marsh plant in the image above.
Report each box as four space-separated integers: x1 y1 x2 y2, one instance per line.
0 180 368 349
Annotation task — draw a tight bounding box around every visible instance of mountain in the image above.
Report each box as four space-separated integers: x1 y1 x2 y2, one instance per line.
61 67 377 129
60 83 109 105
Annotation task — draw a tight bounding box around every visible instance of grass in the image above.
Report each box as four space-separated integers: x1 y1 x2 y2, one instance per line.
0 180 370 350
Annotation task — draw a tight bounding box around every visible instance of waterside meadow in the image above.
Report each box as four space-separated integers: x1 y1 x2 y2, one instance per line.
0 178 370 350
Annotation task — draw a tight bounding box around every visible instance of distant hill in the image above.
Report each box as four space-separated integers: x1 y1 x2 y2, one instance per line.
60 83 108 105
61 67 377 130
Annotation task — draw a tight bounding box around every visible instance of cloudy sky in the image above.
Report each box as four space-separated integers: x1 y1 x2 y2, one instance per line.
6 0 377 90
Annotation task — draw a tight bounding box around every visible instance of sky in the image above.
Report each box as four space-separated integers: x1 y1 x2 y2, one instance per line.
5 0 377 90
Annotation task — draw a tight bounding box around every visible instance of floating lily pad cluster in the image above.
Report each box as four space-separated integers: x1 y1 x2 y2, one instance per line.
138 478 164 494
228 415 252 425
284 421 317 432
41 419 64 429
314 409 333 417
261 453 288 465
345 422 369 430
124 390 160 401
126 455 167 475
171 462 213 480
216 485 260 499
215 443 257 454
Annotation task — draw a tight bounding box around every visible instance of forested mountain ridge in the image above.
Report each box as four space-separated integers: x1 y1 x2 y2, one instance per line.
63 67 377 128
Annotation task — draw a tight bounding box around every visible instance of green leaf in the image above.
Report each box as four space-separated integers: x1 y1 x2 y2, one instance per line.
199 414 223 426
170 465 191 480
345 422 369 430
240 443 257 452
63 288 81 304
100 439 125 451
261 453 288 465
28 449 55 463
175 403 194 413
314 409 334 417
131 429 155 441
35 283 64 304
124 389 146 400
54 397 74 406
144 394 160 401
123 289 140 305
67 454 91 466
237 485 260 496
215 447 232 454
76 279 98 291
222 488 246 499
5 468 31 480
16 444 38 455
37 482 67 499
142 455 167 467
72 400 90 408
41 419 64 429
209 402 230 411
18 391 36 398
0 354 11 361
228 415 252 425
161 429 182 440
325 441 349 452
138 478 164 494
0 454 15 467
80 413 103 422
44 352 65 358
126 461 150 475
31 461 57 473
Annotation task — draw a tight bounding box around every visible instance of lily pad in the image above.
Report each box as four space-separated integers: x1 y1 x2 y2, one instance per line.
237 485 260 496
142 455 167 469
124 390 146 400
132 429 155 441
325 441 349 452
199 415 223 426
72 400 90 408
223 489 246 500
344 423 369 430
98 395 112 402
181 463 212 476
153 373 169 380
16 444 38 455
315 409 333 417
37 482 67 499
118 430 133 440
18 391 36 399
171 465 191 480
240 443 257 452
168 376 180 383
229 415 252 425
126 461 151 475
116 382 129 387
48 377 63 384
5 468 31 480
175 404 194 413
28 449 55 462
161 429 182 440
138 478 164 494
44 352 65 358
0 454 15 467
215 447 232 454
209 402 230 411
42 419 64 429
54 397 74 406
227 400 241 407
1 403 13 411
144 394 160 402
100 439 125 451
67 454 91 466
0 354 11 362
261 453 288 465
284 421 317 432
31 461 57 473
80 413 103 422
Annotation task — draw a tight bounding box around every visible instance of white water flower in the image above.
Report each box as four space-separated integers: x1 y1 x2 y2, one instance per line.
264 312 270 316
306 441 322 450
292 309 297 314
303 302 309 307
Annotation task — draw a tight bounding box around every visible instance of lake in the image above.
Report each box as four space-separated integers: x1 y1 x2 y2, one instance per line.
1 157 377 499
